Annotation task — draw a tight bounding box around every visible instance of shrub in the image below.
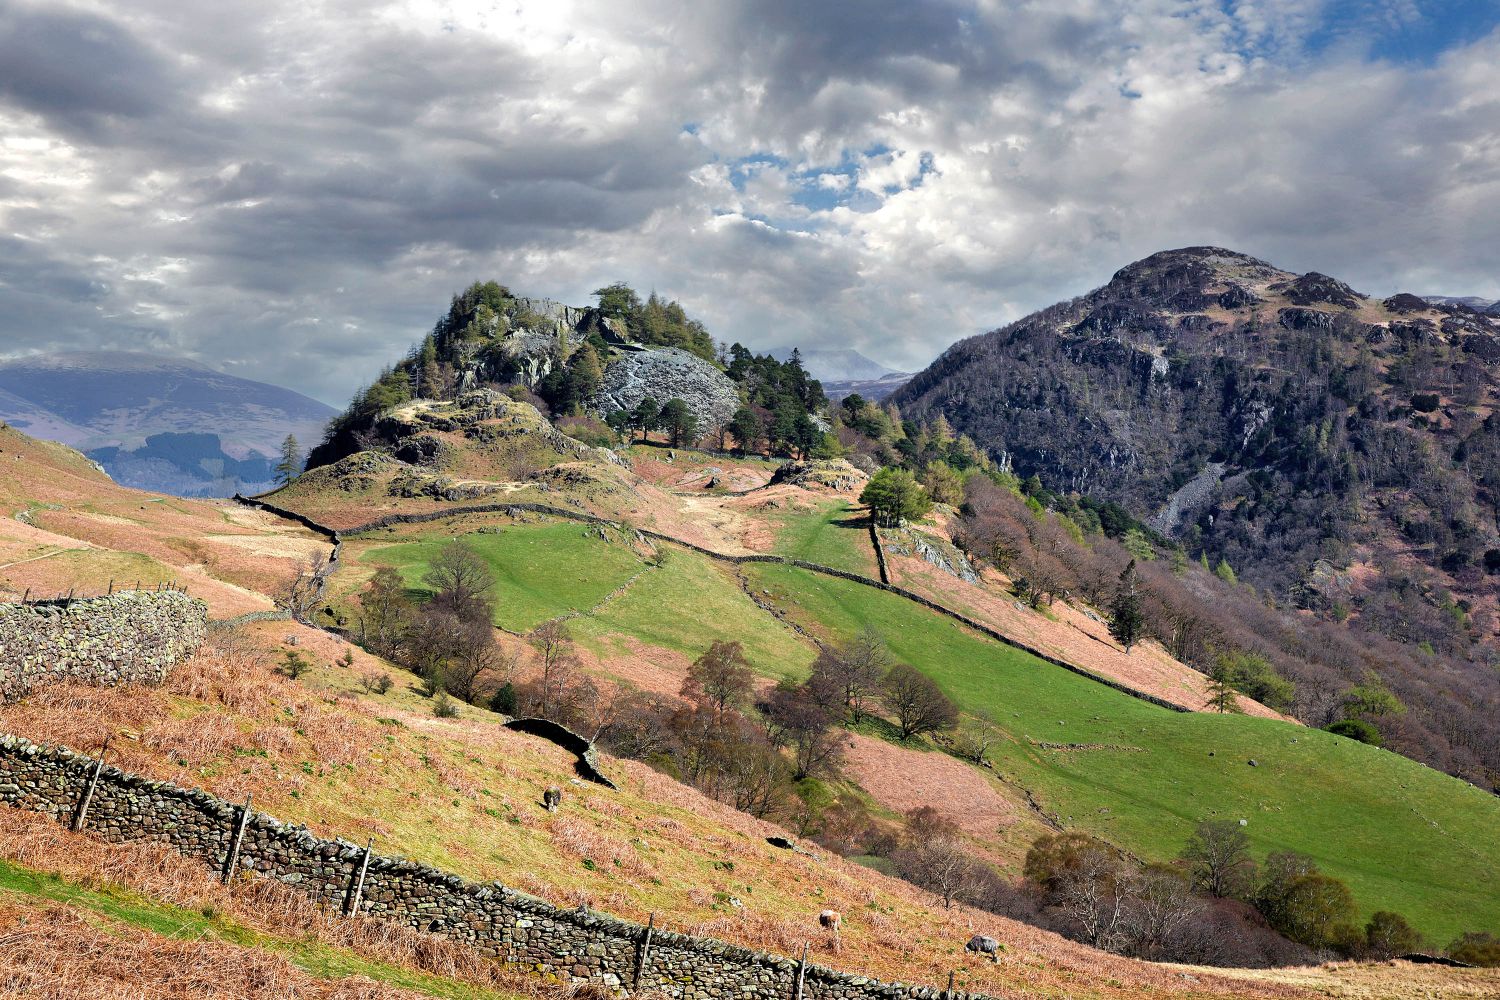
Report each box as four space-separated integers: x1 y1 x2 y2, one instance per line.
1411 392 1441 413
555 414 617 448
360 671 394 695
1325 718 1381 745
432 688 460 718
1364 911 1423 959
1448 931 1500 966
279 650 310 679
489 681 517 715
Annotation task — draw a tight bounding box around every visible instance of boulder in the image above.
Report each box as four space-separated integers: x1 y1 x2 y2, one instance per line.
769 459 868 492
588 348 740 430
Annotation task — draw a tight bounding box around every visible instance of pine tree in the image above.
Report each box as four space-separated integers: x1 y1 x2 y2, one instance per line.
1214 558 1238 585
728 407 762 454
275 434 301 485
630 396 660 442
1206 660 1242 713
1109 560 1145 652
659 398 698 448
566 343 603 415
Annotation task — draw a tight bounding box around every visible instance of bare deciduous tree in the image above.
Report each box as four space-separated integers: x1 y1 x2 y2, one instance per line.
277 552 330 620
424 539 495 623
808 627 890 722
1180 820 1257 900
682 640 754 718
881 663 959 740
893 820 982 910
526 619 580 721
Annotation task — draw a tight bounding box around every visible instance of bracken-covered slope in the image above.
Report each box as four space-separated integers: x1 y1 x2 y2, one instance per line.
3 415 1500 996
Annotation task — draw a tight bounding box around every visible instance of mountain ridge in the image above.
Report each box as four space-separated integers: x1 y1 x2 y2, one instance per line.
0 350 337 496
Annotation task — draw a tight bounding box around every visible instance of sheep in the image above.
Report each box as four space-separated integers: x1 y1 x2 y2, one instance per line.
965 935 1000 961
818 909 842 932
543 786 562 811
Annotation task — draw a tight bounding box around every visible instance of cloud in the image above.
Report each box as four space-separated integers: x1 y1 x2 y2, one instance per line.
0 0 1496 404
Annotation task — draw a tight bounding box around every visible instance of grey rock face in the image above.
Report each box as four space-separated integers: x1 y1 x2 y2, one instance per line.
588 348 740 429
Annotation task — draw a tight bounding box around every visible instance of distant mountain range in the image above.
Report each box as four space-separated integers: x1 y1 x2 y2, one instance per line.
769 347 912 401
0 351 335 496
1424 295 1500 315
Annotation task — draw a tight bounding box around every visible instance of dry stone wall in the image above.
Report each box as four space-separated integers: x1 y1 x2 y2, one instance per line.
0 733 979 1000
236 496 1191 713
0 590 207 701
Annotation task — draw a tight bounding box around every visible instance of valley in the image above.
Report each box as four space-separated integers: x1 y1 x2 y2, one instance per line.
2 262 1498 998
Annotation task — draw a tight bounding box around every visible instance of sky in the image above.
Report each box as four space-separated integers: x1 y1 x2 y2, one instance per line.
1 0 1498 406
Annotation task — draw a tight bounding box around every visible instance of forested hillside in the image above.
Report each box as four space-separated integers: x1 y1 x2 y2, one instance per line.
896 247 1500 789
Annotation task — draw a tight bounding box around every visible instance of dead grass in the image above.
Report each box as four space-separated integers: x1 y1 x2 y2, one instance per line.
0 902 417 1000
0 623 1307 1000
840 732 1037 849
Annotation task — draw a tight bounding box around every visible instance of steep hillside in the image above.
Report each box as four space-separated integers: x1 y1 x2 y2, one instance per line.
268 420 1500 946
3 405 1498 995
0 351 335 496
895 246 1500 786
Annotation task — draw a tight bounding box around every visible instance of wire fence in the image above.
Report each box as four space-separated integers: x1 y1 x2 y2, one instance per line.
4 579 190 609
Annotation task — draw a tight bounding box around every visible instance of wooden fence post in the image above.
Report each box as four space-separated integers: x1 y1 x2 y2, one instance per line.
633 912 655 989
71 738 108 833
946 969 955 1000
794 941 808 1000
346 838 373 916
222 795 253 884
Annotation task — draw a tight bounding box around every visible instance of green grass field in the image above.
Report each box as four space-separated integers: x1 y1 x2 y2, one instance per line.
360 522 646 632
353 519 1500 942
743 563 1500 942
0 859 522 999
575 546 816 678
770 500 879 577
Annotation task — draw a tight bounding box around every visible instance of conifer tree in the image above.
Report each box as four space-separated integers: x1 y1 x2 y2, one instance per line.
1206 660 1242 713
1109 559 1145 652
630 396 660 442
1214 558 1238 584
275 434 301 485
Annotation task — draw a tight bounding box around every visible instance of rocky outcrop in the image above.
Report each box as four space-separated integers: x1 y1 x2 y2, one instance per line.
1148 461 1227 535
589 348 740 429
882 529 979 584
1272 271 1362 309
769 459 868 492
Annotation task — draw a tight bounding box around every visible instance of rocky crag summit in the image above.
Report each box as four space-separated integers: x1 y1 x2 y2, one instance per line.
899 246 1500 604
309 284 741 470
896 246 1500 778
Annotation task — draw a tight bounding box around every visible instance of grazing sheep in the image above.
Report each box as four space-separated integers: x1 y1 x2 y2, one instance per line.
543 786 562 811
819 909 842 932
965 935 1000 961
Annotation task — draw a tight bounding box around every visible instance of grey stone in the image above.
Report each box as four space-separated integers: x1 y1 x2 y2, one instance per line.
588 348 740 431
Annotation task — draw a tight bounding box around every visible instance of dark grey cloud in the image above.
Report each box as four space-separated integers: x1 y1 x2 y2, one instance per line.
0 0 1497 403
0 3 180 133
